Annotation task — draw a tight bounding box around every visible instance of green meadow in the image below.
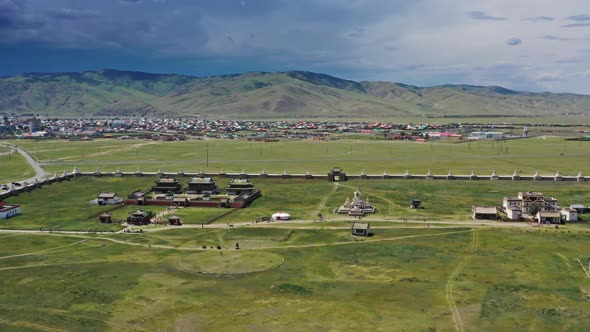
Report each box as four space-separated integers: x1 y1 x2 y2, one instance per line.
1 228 590 330
0 153 35 184
2 177 589 231
1 137 590 331
6 136 590 176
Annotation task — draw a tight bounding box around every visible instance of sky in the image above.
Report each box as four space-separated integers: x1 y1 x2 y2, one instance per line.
1 0 590 93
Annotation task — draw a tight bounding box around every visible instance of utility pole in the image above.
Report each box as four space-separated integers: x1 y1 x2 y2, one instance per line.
206 141 209 168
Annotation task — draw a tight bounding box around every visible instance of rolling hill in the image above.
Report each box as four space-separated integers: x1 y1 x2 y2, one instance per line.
1 69 590 118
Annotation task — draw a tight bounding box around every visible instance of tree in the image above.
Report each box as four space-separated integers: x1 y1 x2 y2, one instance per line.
530 205 541 217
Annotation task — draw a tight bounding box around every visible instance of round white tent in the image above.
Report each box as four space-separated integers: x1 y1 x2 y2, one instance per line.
271 212 291 221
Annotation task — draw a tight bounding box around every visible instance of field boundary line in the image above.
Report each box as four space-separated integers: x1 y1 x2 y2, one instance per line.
315 182 339 216
446 230 479 332
0 304 127 330
0 317 64 332
576 258 590 279
0 239 87 261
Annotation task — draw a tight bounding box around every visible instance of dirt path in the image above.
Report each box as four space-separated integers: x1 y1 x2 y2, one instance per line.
0 228 475 253
446 230 479 332
314 182 339 216
0 304 127 331
576 258 590 279
0 239 87 261
0 318 64 332
50 141 158 162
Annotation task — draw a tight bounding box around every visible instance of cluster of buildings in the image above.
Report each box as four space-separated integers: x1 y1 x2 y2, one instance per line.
473 191 585 224
1 115 532 142
123 176 261 210
92 176 261 226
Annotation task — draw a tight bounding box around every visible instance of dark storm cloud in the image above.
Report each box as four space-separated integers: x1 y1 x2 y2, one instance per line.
467 11 506 21
0 0 44 30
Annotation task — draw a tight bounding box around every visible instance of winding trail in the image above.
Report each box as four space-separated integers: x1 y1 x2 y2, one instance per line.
315 182 339 216
0 318 64 332
0 239 87 261
1 228 474 252
446 230 480 332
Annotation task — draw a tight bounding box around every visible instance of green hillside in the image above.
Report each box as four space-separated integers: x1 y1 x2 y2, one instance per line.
1 69 590 118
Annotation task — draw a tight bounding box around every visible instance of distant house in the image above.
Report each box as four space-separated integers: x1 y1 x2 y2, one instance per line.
98 212 113 223
95 192 122 205
351 222 370 236
472 206 497 220
570 204 587 214
536 211 562 224
0 201 20 219
467 132 504 140
172 196 190 207
168 215 182 226
560 208 578 222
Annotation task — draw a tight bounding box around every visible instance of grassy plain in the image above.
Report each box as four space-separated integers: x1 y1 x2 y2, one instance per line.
1 136 590 331
7 136 590 176
1 228 590 330
0 153 35 184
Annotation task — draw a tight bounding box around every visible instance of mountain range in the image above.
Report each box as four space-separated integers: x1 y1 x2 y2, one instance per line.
1 69 589 118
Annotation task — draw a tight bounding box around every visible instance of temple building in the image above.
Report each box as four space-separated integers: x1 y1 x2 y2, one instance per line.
127 209 151 225
226 178 255 195
337 187 376 216
152 177 182 194
187 177 218 194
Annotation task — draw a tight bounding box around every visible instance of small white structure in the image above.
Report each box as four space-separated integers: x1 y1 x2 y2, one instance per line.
505 208 521 221
536 211 562 224
0 202 20 219
91 192 123 205
467 131 504 140
337 187 376 217
561 208 578 222
271 212 291 221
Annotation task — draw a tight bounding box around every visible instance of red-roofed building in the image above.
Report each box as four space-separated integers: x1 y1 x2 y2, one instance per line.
0 201 20 219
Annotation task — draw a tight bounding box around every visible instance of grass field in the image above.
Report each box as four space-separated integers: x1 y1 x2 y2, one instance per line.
1 227 590 330
5 136 590 176
2 177 589 231
0 153 35 184
2 137 590 331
